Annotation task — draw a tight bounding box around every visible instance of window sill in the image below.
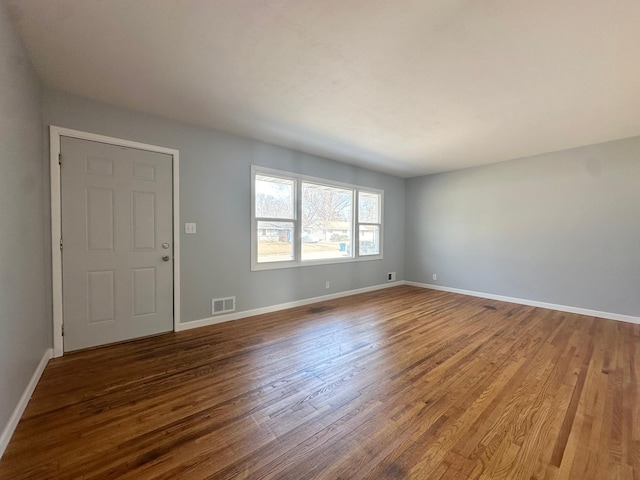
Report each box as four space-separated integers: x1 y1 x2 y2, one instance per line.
251 253 384 271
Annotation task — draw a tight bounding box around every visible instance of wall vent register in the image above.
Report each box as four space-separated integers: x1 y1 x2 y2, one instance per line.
212 296 236 315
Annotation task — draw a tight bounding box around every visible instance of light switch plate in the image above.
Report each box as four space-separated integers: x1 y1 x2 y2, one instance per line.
185 222 197 234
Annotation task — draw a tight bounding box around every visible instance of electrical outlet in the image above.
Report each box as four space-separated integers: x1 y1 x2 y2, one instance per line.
325 281 330 289
185 222 197 234
432 274 437 281
387 272 396 282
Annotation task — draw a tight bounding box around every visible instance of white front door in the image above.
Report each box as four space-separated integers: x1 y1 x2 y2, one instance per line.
61 137 174 351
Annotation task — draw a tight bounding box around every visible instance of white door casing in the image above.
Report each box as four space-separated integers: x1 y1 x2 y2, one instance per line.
50 127 180 356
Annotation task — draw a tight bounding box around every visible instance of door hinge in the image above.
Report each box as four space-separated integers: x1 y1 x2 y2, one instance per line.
61 324 64 336
58 153 62 166
60 237 63 250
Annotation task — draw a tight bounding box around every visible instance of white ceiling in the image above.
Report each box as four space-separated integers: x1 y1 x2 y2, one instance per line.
6 0 640 177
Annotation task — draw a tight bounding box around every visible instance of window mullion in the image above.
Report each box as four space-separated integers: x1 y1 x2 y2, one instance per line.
255 216 293 222
354 189 359 258
295 179 302 263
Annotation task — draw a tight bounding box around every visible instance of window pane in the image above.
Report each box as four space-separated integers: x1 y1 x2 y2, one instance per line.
358 191 380 223
255 175 294 219
257 221 294 263
301 182 353 261
359 225 380 256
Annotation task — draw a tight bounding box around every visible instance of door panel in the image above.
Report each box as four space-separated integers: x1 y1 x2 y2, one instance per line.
87 270 115 323
132 191 156 250
61 137 173 351
132 267 156 317
86 187 114 251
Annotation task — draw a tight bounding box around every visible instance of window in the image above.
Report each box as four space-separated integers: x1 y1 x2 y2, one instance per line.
251 166 383 270
254 174 295 263
358 191 382 256
302 182 353 261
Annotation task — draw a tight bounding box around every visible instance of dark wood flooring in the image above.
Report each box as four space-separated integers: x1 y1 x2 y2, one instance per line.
1 285 638 479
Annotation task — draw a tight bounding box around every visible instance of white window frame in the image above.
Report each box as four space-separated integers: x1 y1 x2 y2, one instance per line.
251 166 383 271
357 190 383 257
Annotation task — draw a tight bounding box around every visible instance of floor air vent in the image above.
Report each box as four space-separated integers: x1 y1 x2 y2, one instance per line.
212 296 235 315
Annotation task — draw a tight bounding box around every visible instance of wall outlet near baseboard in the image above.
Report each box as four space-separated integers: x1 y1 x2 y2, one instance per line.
432 274 437 281
387 272 396 282
325 281 330 289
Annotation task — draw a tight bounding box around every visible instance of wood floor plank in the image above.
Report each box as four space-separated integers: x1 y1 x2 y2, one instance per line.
0 285 638 479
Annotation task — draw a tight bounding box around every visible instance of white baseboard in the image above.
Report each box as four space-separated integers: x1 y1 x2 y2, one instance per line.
405 281 640 325
178 279 640 332
0 348 52 459
177 282 401 331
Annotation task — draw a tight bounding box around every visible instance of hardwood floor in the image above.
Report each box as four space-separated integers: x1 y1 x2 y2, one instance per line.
1 285 638 479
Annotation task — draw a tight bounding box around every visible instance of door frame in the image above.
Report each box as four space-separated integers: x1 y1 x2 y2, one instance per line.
50 126 180 357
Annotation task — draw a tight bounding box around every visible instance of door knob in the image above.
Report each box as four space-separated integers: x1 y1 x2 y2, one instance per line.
162 255 170 262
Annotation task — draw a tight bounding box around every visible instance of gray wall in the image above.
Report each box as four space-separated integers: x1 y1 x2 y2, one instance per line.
0 3 50 435
406 137 640 317
43 90 406 323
